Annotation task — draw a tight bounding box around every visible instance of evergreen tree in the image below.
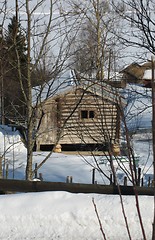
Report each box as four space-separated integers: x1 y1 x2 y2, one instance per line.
2 16 28 122
5 15 27 79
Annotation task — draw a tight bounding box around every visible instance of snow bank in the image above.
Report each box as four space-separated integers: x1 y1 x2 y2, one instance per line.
0 191 153 240
0 125 26 155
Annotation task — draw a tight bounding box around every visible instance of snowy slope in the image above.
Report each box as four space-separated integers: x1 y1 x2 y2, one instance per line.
0 124 153 185
0 191 153 240
122 84 152 131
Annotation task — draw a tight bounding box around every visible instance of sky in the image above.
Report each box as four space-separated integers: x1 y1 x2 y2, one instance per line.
0 0 147 68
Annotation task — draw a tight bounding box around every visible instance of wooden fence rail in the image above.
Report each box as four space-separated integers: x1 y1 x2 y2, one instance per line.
0 179 154 195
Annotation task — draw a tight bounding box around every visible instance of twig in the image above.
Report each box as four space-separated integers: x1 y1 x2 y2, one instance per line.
92 197 107 240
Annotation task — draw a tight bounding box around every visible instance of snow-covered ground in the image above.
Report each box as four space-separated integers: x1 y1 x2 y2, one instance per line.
0 125 154 239
122 84 152 131
0 191 153 240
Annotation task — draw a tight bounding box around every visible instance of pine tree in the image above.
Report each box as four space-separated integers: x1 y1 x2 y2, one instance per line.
3 16 28 123
5 15 27 79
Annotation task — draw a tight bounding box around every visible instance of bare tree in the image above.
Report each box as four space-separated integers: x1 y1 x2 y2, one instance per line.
111 1 155 238
0 0 82 180
67 0 122 80
112 0 155 58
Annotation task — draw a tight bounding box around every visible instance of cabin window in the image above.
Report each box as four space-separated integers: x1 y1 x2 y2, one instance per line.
89 110 95 118
81 110 88 119
81 110 95 119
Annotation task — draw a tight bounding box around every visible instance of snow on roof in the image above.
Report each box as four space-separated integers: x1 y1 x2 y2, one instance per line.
80 71 123 82
143 69 152 80
32 69 124 105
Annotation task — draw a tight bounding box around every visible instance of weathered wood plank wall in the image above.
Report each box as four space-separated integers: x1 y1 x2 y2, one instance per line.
36 87 120 150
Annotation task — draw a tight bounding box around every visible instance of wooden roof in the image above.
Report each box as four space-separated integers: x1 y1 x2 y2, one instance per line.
43 81 126 106
121 61 153 83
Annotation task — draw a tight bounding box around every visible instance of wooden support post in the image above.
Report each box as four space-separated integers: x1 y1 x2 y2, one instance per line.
39 173 43 181
0 156 2 179
70 176 73 183
92 168 95 184
110 174 113 185
141 178 144 187
35 163 38 178
148 177 151 187
5 164 8 179
124 176 127 186
66 176 69 183
66 176 72 183
137 168 141 186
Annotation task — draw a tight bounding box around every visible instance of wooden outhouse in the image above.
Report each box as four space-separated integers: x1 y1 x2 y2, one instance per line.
36 82 122 151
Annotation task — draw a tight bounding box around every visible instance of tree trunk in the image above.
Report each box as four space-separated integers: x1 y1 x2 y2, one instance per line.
25 0 33 180
151 57 155 240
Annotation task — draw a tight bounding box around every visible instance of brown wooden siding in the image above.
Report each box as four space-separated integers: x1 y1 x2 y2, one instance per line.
36 87 120 150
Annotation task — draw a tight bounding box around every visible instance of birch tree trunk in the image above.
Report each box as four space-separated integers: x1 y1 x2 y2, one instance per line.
25 0 33 180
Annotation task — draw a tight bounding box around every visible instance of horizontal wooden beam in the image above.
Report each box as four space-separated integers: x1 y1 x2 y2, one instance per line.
0 179 154 195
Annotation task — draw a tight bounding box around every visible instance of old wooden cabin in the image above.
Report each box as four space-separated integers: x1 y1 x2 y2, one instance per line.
36 81 122 152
